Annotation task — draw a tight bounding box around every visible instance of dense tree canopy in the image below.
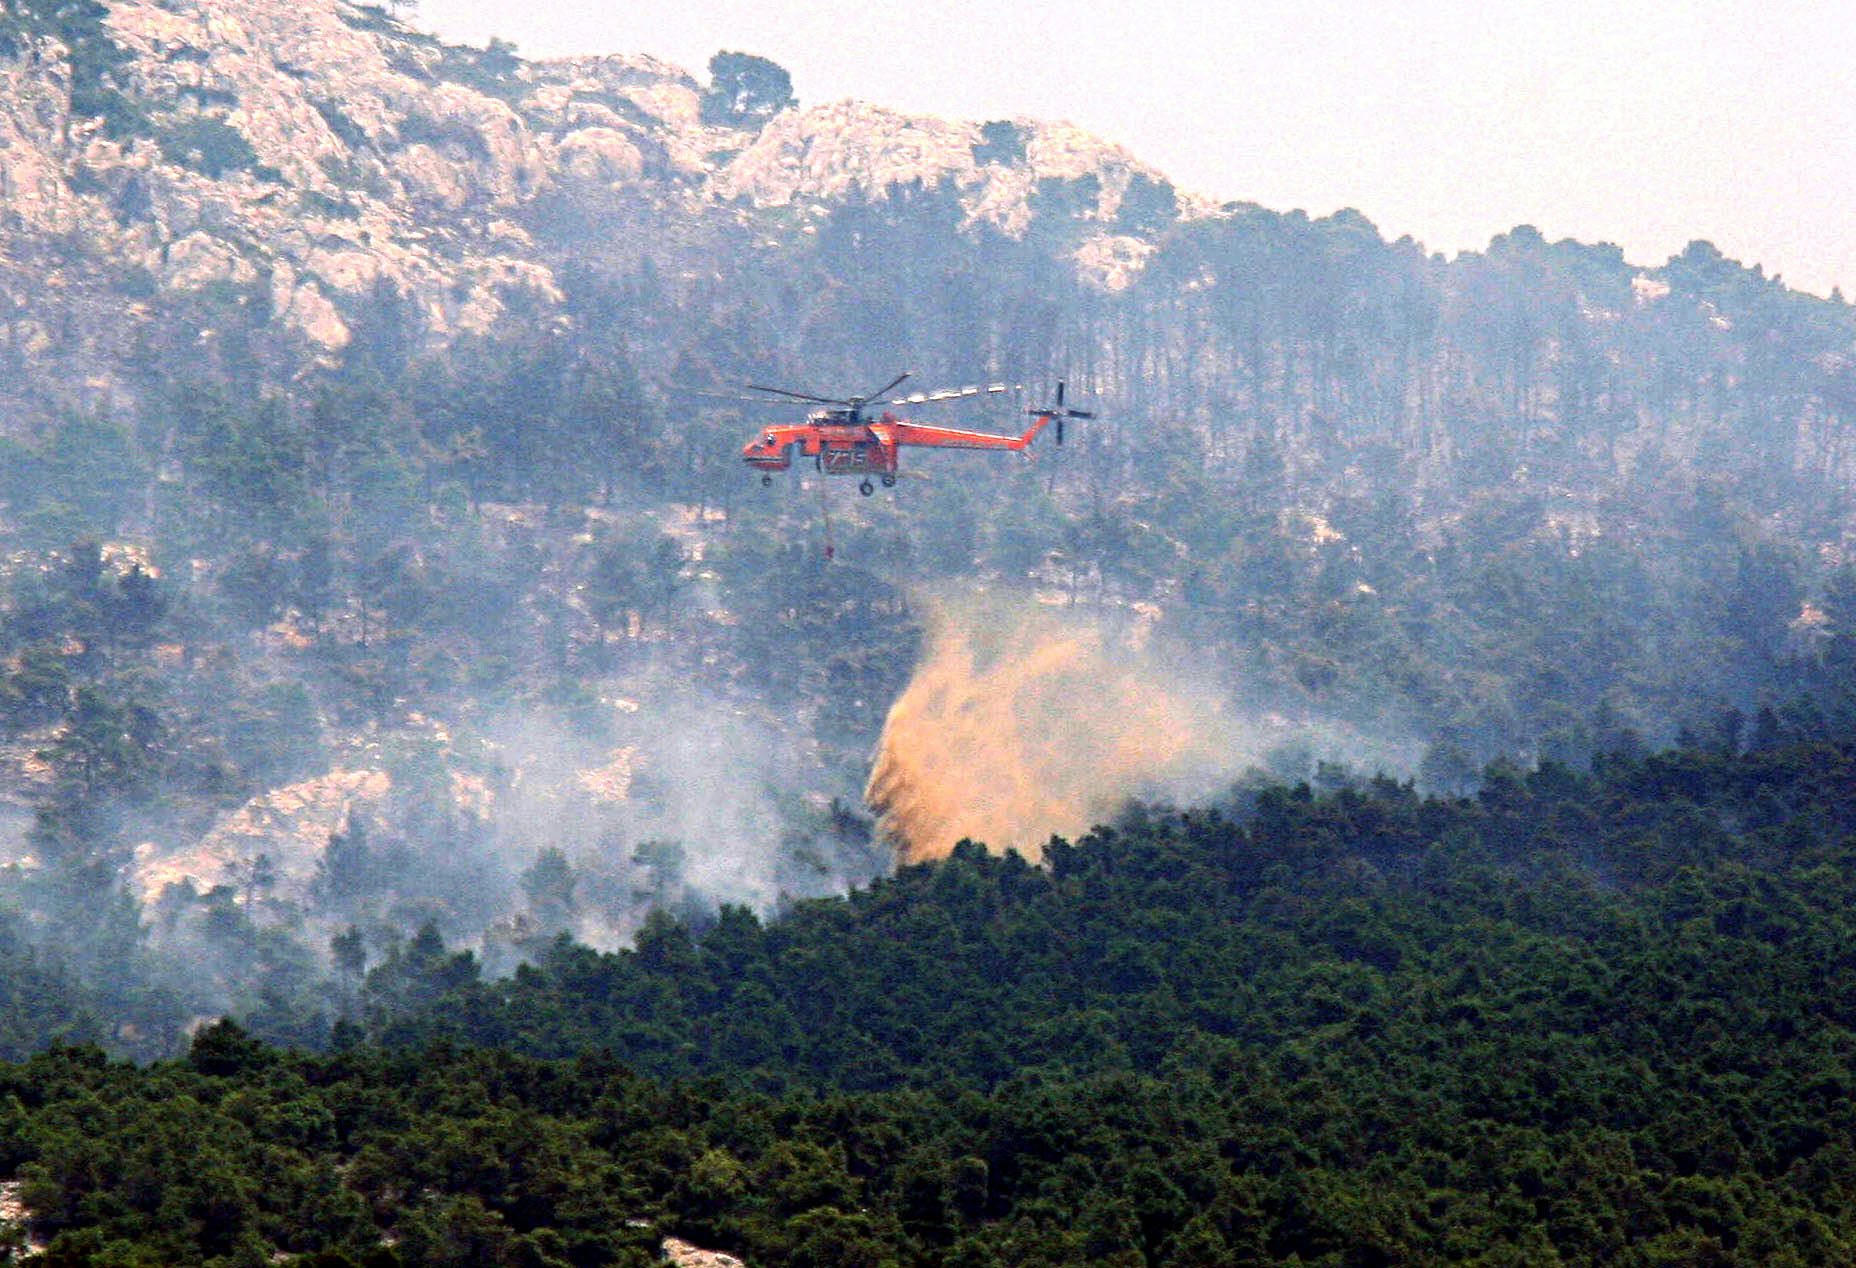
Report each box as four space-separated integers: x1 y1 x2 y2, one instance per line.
702 51 796 127
6 723 1856 1264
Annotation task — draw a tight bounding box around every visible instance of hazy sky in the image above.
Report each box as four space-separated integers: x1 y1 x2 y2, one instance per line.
414 0 1855 297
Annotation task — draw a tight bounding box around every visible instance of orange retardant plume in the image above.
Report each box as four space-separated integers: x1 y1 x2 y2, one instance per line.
865 591 1242 864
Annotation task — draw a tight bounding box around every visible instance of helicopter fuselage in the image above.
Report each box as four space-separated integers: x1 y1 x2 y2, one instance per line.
741 413 897 475
740 410 1053 480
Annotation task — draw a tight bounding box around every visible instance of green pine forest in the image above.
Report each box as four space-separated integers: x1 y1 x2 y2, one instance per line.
10 724 1856 1265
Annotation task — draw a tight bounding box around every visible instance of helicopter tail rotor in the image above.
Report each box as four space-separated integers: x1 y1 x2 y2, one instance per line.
1029 379 1096 444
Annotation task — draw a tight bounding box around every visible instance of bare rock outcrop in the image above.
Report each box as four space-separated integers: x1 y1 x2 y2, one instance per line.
132 768 390 903
713 100 1195 238
0 0 1195 383
662 1237 747 1268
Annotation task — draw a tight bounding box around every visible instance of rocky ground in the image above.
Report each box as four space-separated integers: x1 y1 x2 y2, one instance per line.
1 0 1183 372
662 1237 747 1268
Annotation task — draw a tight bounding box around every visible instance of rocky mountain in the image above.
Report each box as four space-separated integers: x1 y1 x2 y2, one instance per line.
0 0 1179 368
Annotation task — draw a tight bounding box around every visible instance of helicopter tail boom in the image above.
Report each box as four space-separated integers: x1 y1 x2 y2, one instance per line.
882 418 1051 452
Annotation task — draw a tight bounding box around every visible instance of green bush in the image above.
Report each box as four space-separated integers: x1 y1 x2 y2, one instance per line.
157 115 258 178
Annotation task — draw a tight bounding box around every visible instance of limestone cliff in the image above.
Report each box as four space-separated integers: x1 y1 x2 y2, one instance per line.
0 0 1186 370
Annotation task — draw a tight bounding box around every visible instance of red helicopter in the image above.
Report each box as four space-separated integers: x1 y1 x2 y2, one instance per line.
739 373 1094 495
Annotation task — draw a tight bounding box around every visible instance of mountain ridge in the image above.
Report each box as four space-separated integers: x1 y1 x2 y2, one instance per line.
0 0 1185 362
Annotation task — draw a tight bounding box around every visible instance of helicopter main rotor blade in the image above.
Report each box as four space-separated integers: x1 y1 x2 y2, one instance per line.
863 371 912 402
694 390 801 404
886 382 1023 405
746 384 850 405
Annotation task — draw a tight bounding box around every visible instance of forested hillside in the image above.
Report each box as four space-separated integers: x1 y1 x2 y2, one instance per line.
3 2 1856 1261
6 723 1856 1265
2 0 1854 1038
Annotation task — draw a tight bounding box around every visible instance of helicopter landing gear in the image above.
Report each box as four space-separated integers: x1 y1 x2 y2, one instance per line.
761 474 772 486
858 480 875 496
880 472 897 488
